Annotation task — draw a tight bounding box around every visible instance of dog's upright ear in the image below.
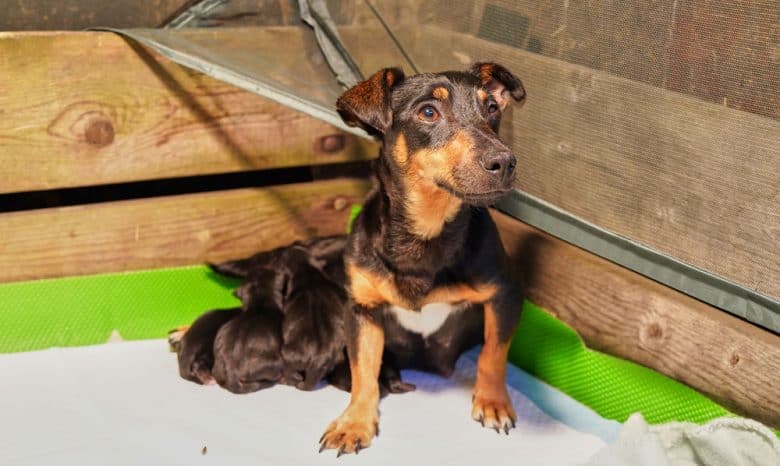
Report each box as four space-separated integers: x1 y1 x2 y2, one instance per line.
469 62 526 110
336 67 405 136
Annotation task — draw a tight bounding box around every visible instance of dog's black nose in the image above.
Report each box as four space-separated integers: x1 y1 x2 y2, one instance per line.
480 152 516 182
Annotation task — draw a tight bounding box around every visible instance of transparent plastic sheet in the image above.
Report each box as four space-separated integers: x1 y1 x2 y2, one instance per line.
97 0 779 332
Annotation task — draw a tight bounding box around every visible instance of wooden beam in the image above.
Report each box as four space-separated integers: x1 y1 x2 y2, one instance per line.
0 30 376 194
0 178 370 282
493 210 780 428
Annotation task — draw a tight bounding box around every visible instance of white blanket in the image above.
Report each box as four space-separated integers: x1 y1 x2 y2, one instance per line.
0 340 609 466
588 413 780 466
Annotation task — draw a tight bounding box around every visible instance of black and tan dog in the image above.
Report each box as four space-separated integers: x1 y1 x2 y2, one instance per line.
318 63 526 455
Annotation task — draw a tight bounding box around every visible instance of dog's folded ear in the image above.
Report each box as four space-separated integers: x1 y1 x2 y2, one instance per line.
336 67 405 136
469 62 526 110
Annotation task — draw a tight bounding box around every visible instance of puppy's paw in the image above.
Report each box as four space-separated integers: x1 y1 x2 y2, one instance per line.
167 325 189 352
471 386 516 434
318 408 379 456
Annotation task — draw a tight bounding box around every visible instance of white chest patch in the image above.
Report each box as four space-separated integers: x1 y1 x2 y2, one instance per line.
388 302 468 338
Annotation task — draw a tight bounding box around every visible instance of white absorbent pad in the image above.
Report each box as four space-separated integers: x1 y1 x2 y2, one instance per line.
0 340 611 466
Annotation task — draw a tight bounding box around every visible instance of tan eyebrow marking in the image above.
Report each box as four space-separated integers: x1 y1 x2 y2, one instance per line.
432 87 449 100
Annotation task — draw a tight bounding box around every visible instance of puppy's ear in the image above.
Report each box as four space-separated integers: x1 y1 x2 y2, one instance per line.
336 67 405 136
469 62 526 110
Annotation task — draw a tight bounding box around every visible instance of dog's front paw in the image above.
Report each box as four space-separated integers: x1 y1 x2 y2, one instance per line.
471 386 516 434
319 408 379 456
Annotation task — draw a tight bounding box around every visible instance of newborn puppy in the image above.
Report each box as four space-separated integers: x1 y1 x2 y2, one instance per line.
169 307 241 385
276 245 348 390
211 267 286 394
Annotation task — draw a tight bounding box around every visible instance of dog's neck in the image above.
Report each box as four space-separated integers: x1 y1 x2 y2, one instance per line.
370 153 471 277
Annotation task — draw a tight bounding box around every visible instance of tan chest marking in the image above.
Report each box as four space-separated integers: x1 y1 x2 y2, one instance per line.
347 262 497 310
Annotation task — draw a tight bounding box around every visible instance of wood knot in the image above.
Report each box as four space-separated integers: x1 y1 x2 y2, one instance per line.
332 197 348 211
84 117 115 147
638 311 669 349
47 102 117 147
647 323 663 339
316 134 346 153
729 353 740 367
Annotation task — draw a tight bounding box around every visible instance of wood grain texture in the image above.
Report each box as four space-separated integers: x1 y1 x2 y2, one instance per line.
0 179 370 283
0 31 375 194
493 210 780 428
341 25 780 300
0 0 188 30
0 0 309 30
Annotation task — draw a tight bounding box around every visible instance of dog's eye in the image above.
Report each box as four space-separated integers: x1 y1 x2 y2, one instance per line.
487 102 500 115
418 105 440 122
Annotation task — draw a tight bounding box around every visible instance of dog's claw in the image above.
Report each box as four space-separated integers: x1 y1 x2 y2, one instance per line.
375 422 380 437
479 415 484 427
319 442 327 453
504 425 510 435
494 426 500 434
355 439 362 454
336 446 346 458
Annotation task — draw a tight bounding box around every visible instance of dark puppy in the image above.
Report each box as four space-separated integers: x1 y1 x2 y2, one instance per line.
169 307 241 385
278 245 349 390
211 303 285 394
319 63 526 455
171 236 417 395
211 237 414 395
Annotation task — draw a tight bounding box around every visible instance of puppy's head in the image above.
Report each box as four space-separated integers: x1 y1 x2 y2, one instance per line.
337 63 525 206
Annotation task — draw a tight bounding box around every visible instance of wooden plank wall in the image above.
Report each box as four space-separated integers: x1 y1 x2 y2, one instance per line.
0 31 374 194
493 211 780 429
0 179 369 282
0 30 376 281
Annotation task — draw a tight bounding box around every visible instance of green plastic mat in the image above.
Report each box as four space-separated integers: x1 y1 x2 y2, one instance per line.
0 265 741 429
0 266 240 353
509 303 730 425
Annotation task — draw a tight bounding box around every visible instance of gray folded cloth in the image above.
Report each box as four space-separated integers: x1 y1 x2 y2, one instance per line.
588 413 780 466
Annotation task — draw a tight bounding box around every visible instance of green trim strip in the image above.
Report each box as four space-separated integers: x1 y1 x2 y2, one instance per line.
496 190 780 334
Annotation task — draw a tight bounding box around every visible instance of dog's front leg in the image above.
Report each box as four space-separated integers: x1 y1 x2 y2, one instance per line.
472 286 521 434
319 310 384 456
